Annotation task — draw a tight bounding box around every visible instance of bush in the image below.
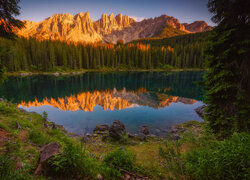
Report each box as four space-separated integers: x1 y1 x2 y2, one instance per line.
184 133 250 180
102 147 145 178
28 130 50 146
48 140 99 179
0 155 33 180
159 141 184 179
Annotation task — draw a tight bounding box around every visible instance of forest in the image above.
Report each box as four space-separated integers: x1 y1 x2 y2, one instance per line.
0 31 208 72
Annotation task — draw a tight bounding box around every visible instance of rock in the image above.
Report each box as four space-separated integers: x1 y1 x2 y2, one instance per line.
16 122 21 130
94 124 109 134
18 108 27 113
140 125 149 135
170 127 178 133
43 123 48 128
155 129 161 133
171 134 181 141
85 133 91 137
124 174 131 180
15 161 23 169
128 133 135 138
149 134 157 138
195 105 206 118
97 174 103 180
35 142 61 175
50 123 57 129
109 120 126 140
138 133 146 141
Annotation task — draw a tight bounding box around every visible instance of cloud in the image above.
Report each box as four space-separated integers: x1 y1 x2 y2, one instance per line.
129 16 145 22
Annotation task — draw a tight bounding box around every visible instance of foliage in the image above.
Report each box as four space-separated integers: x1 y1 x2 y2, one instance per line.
0 155 34 180
0 33 207 72
48 140 99 179
134 31 210 68
0 0 24 38
159 141 184 179
204 0 250 137
184 133 250 180
28 129 51 146
102 147 146 178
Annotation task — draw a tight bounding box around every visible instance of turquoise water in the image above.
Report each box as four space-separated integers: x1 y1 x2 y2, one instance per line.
0 71 205 135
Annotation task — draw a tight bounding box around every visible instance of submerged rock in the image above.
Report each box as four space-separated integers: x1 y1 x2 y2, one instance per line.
109 120 126 140
140 125 149 135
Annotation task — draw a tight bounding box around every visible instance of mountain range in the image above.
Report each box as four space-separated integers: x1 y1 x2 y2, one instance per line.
16 12 213 43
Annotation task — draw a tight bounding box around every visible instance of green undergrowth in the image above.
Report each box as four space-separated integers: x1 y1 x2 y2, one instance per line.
0 100 249 179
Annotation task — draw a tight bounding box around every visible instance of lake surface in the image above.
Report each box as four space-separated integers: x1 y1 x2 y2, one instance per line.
0 71 205 135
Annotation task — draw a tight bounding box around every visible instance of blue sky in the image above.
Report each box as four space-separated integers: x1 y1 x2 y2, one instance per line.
18 0 215 26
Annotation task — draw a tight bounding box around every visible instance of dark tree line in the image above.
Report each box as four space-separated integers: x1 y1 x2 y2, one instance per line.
134 32 210 68
0 33 206 72
205 0 250 138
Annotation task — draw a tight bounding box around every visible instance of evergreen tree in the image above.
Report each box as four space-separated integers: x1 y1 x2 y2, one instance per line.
205 0 250 137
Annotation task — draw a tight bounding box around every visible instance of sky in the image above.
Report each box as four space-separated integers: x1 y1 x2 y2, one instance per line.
18 0 215 26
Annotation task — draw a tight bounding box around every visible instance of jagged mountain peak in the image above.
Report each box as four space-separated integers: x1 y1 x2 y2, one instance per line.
183 20 213 32
16 12 213 43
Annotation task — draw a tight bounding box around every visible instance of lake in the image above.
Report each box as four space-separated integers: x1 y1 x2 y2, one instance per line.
0 71 205 135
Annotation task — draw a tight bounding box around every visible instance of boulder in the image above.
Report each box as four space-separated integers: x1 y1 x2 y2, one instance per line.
195 105 206 118
94 124 109 134
140 125 149 135
109 120 126 140
171 134 181 141
35 142 61 175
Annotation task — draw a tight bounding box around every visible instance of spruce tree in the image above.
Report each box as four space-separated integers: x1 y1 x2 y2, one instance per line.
205 0 250 137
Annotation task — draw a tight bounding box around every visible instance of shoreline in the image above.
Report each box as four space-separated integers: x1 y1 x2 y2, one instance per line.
6 68 207 76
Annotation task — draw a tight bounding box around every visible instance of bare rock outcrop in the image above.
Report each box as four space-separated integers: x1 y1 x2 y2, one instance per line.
35 142 61 175
183 21 213 33
16 12 212 44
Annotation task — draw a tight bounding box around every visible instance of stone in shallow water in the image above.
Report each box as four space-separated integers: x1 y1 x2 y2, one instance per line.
94 124 109 134
109 120 126 140
140 125 149 135
195 105 206 118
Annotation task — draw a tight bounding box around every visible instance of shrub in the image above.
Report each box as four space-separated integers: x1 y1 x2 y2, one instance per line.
102 147 145 178
28 130 50 146
184 133 250 180
0 155 33 180
48 140 99 179
159 141 184 179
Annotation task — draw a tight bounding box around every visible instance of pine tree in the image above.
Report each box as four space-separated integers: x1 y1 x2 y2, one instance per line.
205 0 250 137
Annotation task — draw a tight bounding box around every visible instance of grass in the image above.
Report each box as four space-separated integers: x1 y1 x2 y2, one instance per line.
0 100 249 179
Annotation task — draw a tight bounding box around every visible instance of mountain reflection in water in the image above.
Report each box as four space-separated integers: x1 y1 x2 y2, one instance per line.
18 88 196 112
0 71 205 135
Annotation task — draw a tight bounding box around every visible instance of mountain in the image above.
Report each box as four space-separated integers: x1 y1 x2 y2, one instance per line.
183 21 213 33
16 12 212 43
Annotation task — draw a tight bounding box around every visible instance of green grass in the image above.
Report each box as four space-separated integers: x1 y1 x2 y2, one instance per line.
0 100 249 180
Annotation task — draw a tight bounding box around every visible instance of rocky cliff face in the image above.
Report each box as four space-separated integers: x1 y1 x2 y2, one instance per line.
17 13 212 43
103 15 189 43
183 21 213 33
